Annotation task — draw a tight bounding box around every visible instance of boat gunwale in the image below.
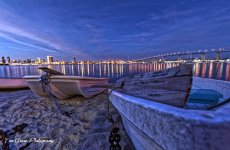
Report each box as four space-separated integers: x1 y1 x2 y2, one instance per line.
23 75 109 80
109 81 230 123
110 89 230 150
109 77 230 150
0 77 26 80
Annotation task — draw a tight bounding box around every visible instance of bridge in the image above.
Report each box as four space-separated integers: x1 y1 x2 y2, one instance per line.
133 49 230 63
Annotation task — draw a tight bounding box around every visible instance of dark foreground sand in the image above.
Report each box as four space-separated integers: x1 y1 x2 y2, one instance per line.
0 90 134 150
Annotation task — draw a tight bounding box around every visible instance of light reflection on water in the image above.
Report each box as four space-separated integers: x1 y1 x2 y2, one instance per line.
0 62 229 82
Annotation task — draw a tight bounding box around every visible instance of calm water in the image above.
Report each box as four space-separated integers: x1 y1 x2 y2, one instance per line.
0 62 229 82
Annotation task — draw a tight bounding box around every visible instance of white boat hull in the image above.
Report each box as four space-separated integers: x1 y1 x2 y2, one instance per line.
24 75 108 99
0 78 28 90
109 77 230 150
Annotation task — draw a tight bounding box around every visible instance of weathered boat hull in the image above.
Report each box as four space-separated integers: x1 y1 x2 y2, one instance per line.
0 78 29 91
116 64 193 107
24 75 108 99
109 77 230 150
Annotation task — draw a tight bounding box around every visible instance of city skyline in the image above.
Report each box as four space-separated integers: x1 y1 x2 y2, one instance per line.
1 0 230 61
1 47 230 65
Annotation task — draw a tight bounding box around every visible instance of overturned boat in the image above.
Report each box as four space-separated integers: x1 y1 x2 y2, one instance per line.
109 65 230 150
24 67 108 99
0 78 29 91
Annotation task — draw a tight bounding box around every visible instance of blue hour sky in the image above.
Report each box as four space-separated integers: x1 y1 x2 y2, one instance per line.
0 0 230 61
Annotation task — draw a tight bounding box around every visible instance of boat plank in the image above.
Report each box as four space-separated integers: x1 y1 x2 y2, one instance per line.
116 64 193 107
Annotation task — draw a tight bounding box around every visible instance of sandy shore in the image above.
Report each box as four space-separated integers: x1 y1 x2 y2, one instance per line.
0 90 134 149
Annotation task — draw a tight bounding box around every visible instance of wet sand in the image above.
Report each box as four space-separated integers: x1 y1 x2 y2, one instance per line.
0 90 134 149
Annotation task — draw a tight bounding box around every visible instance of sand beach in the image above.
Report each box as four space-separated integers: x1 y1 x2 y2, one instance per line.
0 89 134 149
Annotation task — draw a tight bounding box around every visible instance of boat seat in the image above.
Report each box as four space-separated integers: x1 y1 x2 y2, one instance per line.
185 89 223 110
188 89 223 104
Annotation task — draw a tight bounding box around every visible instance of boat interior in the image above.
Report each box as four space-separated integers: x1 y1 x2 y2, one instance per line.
185 77 230 110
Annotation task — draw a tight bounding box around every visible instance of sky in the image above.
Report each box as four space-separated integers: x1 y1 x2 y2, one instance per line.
0 0 230 61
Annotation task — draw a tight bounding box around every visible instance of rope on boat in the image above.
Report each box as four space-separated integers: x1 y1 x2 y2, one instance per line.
207 97 230 110
72 81 124 149
39 73 123 148
39 74 70 117
106 82 125 150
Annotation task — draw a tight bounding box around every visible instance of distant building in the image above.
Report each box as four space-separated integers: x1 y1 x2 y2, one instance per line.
36 58 45 64
26 59 32 63
37 57 41 64
12 59 17 63
7 56 10 64
1 56 6 64
73 57 77 64
47 56 54 64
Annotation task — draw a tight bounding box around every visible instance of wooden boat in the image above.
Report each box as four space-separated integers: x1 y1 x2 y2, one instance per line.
115 64 193 107
109 67 230 149
0 78 29 91
23 68 109 99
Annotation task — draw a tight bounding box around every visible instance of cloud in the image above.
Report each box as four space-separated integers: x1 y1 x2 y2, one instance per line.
0 32 57 53
0 2 90 59
0 10 62 50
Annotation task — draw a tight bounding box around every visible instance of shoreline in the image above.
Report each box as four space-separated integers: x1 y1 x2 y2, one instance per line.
0 90 134 149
